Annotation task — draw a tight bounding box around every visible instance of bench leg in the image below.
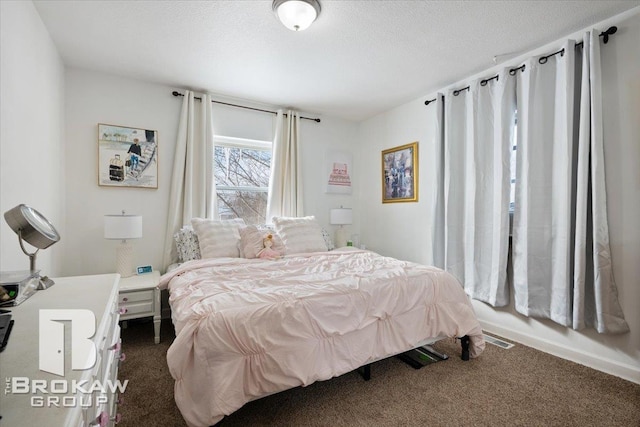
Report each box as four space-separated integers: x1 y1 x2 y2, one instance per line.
460 335 470 361
358 363 371 381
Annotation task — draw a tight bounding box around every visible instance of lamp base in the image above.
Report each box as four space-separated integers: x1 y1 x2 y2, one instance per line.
116 242 134 278
37 276 55 290
334 227 348 248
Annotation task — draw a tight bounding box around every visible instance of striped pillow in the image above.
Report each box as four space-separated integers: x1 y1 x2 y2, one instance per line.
272 216 328 255
191 218 246 259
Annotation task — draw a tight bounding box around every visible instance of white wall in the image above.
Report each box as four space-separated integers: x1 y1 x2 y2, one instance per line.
357 8 640 383
64 69 179 276
357 98 439 261
0 1 66 276
299 115 360 238
64 68 359 276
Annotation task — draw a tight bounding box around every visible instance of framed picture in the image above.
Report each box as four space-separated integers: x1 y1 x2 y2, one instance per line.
382 142 418 203
325 150 353 194
98 123 158 188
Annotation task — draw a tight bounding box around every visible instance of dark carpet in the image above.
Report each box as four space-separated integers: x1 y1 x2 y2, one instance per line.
119 318 640 426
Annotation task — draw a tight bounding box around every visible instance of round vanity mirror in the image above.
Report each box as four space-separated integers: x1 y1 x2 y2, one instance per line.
4 204 60 249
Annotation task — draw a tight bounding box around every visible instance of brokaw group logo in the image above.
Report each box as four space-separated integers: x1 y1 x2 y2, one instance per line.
4 309 128 408
40 309 97 376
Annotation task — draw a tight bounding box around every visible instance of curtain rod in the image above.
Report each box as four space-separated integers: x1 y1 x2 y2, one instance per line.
424 26 618 105
171 91 321 123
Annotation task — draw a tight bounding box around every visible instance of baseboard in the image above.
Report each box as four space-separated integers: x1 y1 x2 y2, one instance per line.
480 320 640 385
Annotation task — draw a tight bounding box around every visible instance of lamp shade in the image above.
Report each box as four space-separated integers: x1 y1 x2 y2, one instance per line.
330 208 352 226
273 0 320 31
104 214 142 240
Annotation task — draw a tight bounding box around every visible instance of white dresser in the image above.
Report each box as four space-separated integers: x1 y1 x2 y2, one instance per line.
0 274 123 427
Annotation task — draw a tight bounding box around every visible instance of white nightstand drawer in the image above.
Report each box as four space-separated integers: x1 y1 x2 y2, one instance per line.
119 290 153 304
118 270 161 344
120 301 154 317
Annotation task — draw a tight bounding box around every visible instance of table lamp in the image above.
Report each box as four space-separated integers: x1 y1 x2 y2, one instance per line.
104 211 142 278
330 207 352 248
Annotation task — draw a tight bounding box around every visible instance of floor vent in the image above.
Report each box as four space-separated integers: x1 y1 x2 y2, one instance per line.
483 334 515 349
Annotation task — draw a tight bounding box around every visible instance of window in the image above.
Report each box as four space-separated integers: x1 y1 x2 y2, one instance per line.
214 136 272 225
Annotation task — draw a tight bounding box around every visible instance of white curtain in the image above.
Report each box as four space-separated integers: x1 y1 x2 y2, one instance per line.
162 91 216 267
572 32 629 333
266 110 303 221
512 41 576 325
513 34 628 332
430 94 445 269
444 70 515 306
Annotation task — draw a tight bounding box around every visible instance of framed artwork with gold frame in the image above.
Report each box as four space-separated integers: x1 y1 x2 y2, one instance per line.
382 141 418 203
98 123 158 189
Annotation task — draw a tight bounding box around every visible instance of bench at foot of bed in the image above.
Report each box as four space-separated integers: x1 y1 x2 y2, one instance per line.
357 335 471 380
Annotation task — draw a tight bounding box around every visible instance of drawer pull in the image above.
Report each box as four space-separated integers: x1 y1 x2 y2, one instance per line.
119 352 126 362
122 297 129 302
119 307 128 314
110 342 121 352
91 411 109 427
90 411 123 425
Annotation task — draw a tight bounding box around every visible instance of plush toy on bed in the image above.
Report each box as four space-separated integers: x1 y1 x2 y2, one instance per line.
257 233 280 260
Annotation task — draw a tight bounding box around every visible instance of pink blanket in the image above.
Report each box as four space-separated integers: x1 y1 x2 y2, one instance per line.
159 249 484 427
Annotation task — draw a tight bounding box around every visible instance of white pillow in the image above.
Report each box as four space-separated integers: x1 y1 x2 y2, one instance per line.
272 216 328 255
238 225 285 259
191 218 246 258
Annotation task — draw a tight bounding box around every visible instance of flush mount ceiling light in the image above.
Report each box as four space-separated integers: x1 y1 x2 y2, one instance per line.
273 0 321 31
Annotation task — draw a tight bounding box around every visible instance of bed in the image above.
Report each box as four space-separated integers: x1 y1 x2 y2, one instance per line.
159 239 485 427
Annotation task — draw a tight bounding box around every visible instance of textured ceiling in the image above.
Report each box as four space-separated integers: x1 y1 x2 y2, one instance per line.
33 1 639 121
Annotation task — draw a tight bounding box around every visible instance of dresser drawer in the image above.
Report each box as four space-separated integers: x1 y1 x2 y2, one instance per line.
118 289 153 305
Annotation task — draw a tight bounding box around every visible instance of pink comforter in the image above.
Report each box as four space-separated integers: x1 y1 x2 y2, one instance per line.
159 249 484 427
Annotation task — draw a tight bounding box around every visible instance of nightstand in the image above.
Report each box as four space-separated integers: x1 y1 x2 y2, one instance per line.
118 270 161 344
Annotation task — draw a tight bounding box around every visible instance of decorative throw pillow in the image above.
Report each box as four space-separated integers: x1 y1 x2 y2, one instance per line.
320 227 335 251
239 225 285 259
256 224 276 233
173 226 201 262
237 224 277 257
272 216 328 255
191 218 246 258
